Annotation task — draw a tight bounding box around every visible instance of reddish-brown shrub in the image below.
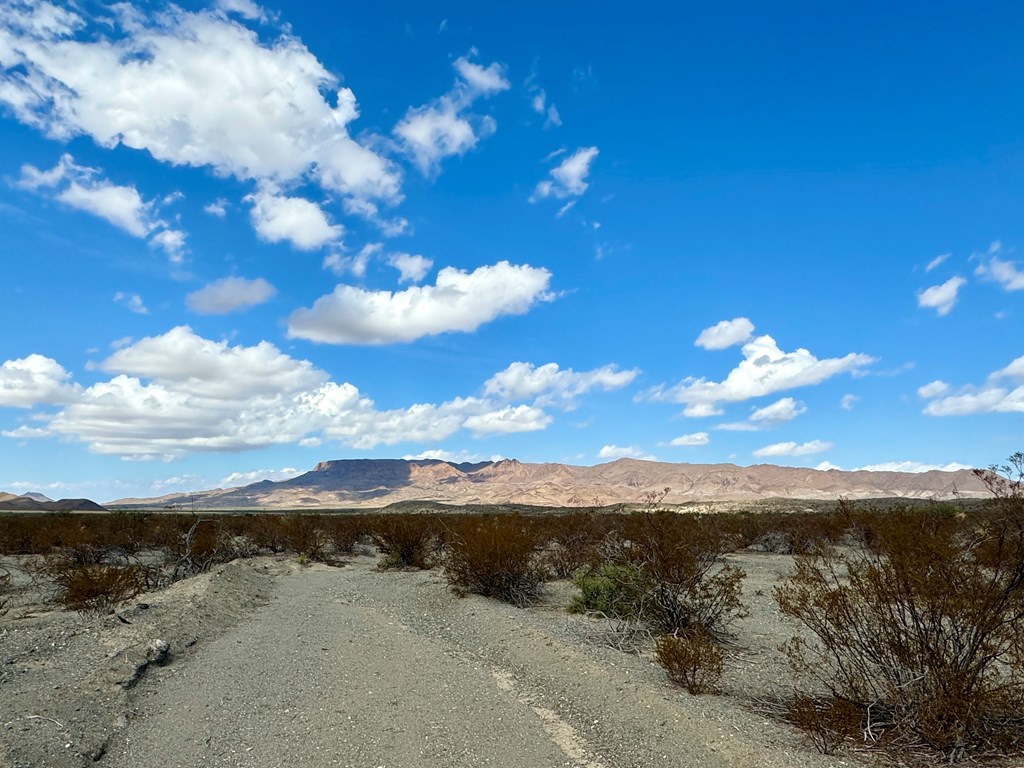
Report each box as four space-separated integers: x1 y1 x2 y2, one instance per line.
443 514 546 606
655 629 723 694
370 514 435 569
55 564 145 613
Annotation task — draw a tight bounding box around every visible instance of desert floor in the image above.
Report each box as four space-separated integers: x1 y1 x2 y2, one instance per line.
1 550 858 768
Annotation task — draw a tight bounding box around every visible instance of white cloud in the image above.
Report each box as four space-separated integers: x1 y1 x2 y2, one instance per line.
462 405 551 435
394 55 509 174
695 317 754 350
857 461 973 473
2 425 50 439
0 4 400 208
483 361 638 409
113 291 148 315
387 252 433 283
287 261 554 344
323 242 382 278
921 354 1024 416
917 380 950 399
645 334 875 413
531 146 599 202
840 394 858 411
186 276 276 315
925 253 950 272
917 276 966 316
753 440 832 458
149 229 187 263
975 255 1024 291
597 444 656 461
203 199 228 217
749 397 805 425
215 0 266 22
682 402 724 418
4 327 629 459
814 461 842 471
0 354 78 408
668 432 709 447
247 187 343 250
219 467 303 487
401 449 502 464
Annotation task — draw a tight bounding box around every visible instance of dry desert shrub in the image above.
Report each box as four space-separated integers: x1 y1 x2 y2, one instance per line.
784 695 865 756
775 498 1024 761
54 563 145 614
655 629 724 694
443 514 546 606
325 514 368 556
370 513 435 569
537 511 612 578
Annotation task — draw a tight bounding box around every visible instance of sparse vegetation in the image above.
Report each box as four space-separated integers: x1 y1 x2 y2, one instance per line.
369 514 435 569
443 514 546 606
655 630 724 694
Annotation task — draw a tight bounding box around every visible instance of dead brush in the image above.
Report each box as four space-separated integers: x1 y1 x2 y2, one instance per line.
783 696 866 755
655 629 724 694
443 514 546 606
370 514 435 569
54 563 145 614
775 498 1024 761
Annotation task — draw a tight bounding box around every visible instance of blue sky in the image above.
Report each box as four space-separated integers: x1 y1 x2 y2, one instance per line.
1 0 1022 502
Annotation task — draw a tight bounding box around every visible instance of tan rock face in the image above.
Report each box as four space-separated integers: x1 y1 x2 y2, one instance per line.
107 458 993 510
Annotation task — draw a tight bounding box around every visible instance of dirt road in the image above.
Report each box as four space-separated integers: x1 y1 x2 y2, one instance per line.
98 556 848 768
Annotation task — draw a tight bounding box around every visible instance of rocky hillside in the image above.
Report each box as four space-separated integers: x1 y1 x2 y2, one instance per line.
108 458 992 510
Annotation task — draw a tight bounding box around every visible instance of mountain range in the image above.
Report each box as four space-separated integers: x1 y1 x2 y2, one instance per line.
106 458 993 510
0 492 106 512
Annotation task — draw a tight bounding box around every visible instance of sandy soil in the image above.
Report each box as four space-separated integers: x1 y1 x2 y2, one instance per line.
1 551 855 768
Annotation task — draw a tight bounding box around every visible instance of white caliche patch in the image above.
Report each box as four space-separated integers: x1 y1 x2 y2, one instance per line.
287 261 554 344
113 292 148 315
186 277 276 315
597 444 656 461
387 252 433 283
667 432 709 447
394 55 509 174
219 467 303 487
483 361 638 409
917 276 966 316
694 317 754 350
753 440 832 458
0 355 78 407
0 3 400 208
531 147 599 202
920 354 1024 416
645 333 874 414
0 327 628 459
18 154 185 259
247 187 343 250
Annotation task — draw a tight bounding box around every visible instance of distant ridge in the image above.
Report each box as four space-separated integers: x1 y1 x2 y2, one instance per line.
0 491 106 512
108 457 991 510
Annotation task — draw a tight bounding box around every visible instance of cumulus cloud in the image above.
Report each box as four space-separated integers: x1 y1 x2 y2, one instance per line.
387 252 433 283
857 461 973 473
483 361 638 409
247 187 343 250
2 327 630 459
186 277 276 315
750 397 806 425
644 334 875 413
975 255 1024 291
840 394 858 411
920 354 1024 416
753 440 832 458
597 444 656 461
1 425 50 439
917 380 950 399
323 243 382 278
18 154 185 258
0 354 78 408
667 432 709 447
0 3 400 211
401 449 502 464
219 467 303 487
694 317 754 350
531 147 599 202
287 261 554 344
917 276 966 316
203 199 228 217
394 55 509 174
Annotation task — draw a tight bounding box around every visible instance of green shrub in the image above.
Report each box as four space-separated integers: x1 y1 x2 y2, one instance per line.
569 562 649 619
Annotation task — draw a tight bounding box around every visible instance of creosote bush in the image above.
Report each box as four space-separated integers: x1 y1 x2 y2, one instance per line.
370 514 435 569
55 563 145 613
655 630 724 694
776 492 1024 760
443 514 546 606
